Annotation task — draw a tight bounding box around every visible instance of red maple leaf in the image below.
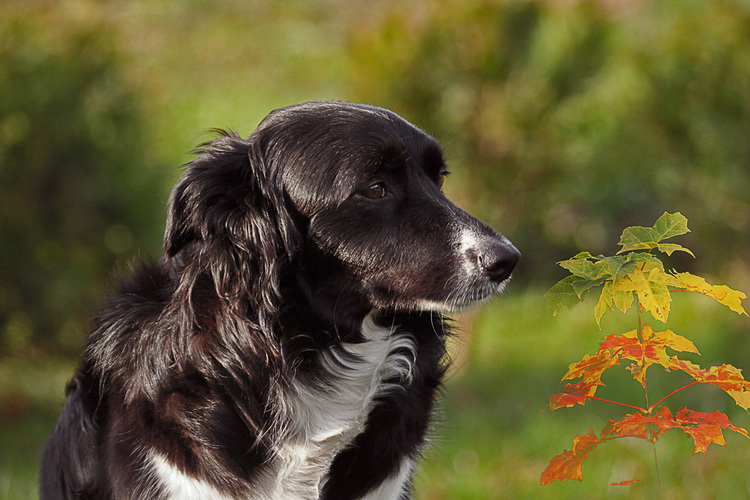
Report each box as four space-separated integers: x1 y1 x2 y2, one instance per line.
602 406 678 442
673 408 750 454
548 379 603 410
599 326 698 388
547 348 620 409
611 480 640 486
541 429 600 485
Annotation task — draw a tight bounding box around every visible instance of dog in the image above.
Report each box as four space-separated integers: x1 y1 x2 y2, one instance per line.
40 101 519 500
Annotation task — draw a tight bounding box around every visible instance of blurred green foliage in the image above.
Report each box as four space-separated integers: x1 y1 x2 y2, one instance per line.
346 0 750 285
1 0 749 498
3 0 749 349
0 11 166 354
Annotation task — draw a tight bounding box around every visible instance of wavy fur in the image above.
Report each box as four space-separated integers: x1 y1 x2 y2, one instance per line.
40 101 519 499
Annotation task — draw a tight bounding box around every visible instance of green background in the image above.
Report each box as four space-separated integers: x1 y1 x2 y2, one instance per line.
2 1 749 498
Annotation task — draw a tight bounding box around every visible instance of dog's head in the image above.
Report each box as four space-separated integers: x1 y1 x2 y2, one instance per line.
165 102 519 330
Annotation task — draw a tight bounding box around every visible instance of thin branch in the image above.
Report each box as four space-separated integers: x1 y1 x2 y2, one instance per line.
589 396 647 413
648 381 702 412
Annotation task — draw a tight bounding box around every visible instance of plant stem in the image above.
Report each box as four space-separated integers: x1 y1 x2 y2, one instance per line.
589 396 646 413
636 307 650 410
648 381 702 412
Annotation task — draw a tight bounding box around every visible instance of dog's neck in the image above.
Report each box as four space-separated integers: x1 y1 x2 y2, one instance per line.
290 252 373 338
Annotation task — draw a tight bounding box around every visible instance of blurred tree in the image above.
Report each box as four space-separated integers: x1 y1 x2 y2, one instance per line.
0 16 167 353
346 0 750 286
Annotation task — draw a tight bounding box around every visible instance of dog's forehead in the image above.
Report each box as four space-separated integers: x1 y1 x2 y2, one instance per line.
268 104 442 210
286 134 419 209
325 130 439 194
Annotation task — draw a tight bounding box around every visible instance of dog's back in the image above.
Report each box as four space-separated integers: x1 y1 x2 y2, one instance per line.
41 374 99 499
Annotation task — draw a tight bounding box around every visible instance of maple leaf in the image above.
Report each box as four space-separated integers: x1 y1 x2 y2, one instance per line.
562 348 620 382
673 408 750 454
548 349 620 410
612 267 672 322
668 362 750 411
602 406 677 442
599 326 698 387
674 272 747 316
616 212 695 256
548 379 603 410
600 406 750 454
545 275 585 316
558 253 606 281
541 429 599 485
702 365 750 410
611 480 639 486
543 407 750 486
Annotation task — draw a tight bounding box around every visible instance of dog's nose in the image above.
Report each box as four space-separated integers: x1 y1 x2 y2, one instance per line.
478 241 520 283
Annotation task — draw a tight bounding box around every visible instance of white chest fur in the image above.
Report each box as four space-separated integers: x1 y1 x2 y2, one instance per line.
270 312 417 498
150 313 417 500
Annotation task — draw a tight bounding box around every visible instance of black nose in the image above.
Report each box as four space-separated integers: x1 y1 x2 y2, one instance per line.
478 241 520 282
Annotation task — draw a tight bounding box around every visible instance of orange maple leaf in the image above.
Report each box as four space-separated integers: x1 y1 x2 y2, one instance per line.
602 406 678 442
611 480 639 486
544 406 750 485
674 408 750 454
562 348 620 381
599 326 698 387
548 379 602 410
668 360 750 410
601 407 749 454
548 349 620 409
541 429 599 485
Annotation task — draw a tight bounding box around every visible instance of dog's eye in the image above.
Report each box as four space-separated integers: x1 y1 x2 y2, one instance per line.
438 172 449 190
363 183 386 199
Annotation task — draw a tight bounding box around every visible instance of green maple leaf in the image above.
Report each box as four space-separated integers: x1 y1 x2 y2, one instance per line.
597 255 636 284
545 276 585 316
558 252 606 280
616 212 695 256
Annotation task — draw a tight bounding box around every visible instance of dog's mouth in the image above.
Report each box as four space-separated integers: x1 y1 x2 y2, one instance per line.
408 273 513 314
435 234 520 311
367 238 520 314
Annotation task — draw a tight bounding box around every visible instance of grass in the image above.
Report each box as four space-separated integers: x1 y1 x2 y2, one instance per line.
1 290 748 499
0 353 73 500
416 290 750 499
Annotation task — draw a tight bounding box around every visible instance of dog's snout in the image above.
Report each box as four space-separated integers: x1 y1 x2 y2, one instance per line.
477 241 520 283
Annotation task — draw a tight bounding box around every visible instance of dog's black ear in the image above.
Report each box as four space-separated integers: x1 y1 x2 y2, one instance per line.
164 131 301 332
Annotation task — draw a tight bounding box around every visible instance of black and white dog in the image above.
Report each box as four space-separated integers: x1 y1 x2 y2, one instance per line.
40 101 519 499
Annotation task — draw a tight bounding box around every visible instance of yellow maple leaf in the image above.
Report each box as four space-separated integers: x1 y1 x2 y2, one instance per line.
594 281 615 325
674 272 747 316
613 268 672 322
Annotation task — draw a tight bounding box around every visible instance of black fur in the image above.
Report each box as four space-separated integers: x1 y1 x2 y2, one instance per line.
40 101 519 499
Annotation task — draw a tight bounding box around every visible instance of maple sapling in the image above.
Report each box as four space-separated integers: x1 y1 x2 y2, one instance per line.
541 212 749 486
